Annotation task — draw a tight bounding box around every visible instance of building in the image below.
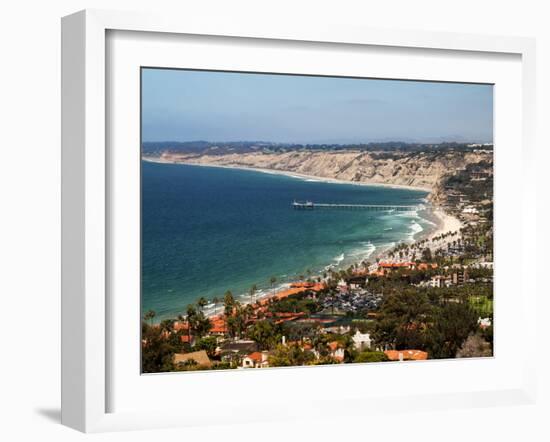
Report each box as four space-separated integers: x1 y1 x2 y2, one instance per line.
452 269 468 285
462 206 479 214
242 351 269 368
471 171 491 180
415 263 438 271
208 316 227 335
173 350 212 368
218 340 258 363
337 279 349 294
378 262 415 271
328 341 345 362
352 330 372 351
478 317 492 329
429 275 449 288
347 275 368 289
384 349 428 361
322 325 351 334
474 261 494 270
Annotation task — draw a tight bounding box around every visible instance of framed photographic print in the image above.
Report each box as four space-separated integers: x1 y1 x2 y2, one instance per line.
140 67 494 373
61 9 537 432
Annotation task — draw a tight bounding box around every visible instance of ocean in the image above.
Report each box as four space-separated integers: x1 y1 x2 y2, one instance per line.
141 161 433 319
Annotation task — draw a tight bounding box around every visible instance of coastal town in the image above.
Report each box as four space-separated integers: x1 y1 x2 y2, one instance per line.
141 144 494 373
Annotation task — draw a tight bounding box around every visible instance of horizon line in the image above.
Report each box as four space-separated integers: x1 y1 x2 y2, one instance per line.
141 139 494 145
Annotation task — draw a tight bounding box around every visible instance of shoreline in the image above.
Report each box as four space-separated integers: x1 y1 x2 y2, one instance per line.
142 156 433 193
142 156 463 321
156 203 463 323
357 205 462 267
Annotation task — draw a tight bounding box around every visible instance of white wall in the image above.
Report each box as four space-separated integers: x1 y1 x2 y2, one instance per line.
0 0 548 440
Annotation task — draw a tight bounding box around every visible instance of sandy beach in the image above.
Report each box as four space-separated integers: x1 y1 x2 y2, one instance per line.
430 208 463 238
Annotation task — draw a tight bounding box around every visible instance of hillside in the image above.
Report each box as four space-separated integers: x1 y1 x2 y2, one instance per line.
146 149 493 195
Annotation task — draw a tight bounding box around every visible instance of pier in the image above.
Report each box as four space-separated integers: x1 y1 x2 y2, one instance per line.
292 201 420 211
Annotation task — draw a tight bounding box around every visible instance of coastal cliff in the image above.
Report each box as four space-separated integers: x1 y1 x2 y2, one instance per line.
149 149 492 195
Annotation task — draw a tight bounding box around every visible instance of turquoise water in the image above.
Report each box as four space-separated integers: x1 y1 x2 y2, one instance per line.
141 161 432 319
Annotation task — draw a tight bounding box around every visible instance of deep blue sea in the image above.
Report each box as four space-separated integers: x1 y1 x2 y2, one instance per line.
141 161 432 319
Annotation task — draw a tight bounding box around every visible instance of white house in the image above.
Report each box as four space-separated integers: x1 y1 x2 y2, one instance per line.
429 275 451 288
352 330 372 351
478 317 492 329
328 341 345 361
462 206 479 214
242 351 269 368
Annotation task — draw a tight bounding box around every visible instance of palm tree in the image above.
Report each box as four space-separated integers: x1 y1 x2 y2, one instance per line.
223 291 235 337
197 296 208 312
185 304 197 343
159 319 174 334
245 304 254 322
143 310 156 326
249 284 257 304
269 276 277 289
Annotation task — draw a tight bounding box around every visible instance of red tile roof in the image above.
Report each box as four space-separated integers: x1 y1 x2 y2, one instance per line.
247 352 263 362
290 281 315 288
378 262 415 269
173 321 189 331
209 317 227 333
417 263 438 270
384 350 428 361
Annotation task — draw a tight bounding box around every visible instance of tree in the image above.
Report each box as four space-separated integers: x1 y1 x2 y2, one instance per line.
223 290 235 316
143 310 156 326
194 336 218 357
269 276 277 288
456 333 492 358
354 350 389 363
249 284 257 304
268 344 315 367
141 321 176 373
426 302 479 359
421 247 432 262
159 319 174 334
197 296 208 311
226 310 245 338
373 290 432 350
247 320 280 350
185 304 197 343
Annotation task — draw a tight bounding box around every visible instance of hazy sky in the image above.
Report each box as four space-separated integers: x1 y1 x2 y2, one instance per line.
141 68 493 144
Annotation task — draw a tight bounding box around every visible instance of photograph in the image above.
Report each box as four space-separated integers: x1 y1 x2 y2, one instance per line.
140 68 494 373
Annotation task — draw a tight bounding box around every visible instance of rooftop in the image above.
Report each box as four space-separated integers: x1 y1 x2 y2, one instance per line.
384 349 428 361
173 350 212 367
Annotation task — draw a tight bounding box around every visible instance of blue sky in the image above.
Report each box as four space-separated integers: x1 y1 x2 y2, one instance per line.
141 68 493 144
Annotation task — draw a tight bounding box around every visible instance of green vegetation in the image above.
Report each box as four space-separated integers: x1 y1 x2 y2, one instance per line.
268 344 316 367
246 320 281 350
141 151 493 371
354 350 389 363
469 295 493 317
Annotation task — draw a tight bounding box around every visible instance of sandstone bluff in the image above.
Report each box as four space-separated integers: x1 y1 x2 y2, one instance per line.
153 149 492 202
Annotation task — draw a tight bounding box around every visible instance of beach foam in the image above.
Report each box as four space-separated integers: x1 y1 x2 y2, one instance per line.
408 220 424 241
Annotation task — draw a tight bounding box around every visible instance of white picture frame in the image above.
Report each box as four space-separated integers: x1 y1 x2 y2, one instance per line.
61 9 537 433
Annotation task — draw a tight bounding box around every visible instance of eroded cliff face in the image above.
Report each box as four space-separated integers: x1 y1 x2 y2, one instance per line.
155 150 492 194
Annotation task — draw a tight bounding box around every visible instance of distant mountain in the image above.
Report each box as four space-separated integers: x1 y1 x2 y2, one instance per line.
142 140 493 157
